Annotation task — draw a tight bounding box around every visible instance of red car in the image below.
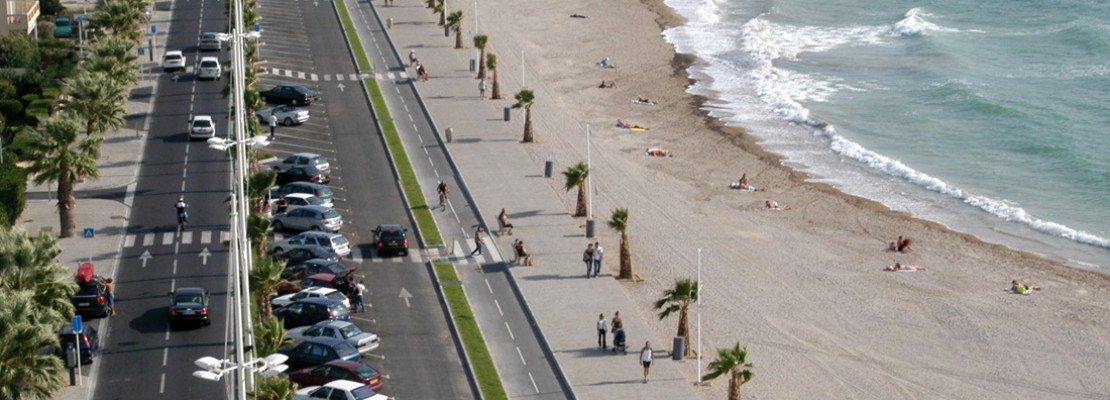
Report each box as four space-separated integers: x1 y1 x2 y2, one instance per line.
286 360 383 391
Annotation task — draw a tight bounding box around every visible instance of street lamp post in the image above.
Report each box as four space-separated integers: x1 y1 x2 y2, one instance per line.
192 354 289 382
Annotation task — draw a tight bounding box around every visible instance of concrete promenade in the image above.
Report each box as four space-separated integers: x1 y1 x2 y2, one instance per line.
366 2 700 398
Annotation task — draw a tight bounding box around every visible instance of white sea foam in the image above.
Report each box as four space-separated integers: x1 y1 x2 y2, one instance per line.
892 8 959 37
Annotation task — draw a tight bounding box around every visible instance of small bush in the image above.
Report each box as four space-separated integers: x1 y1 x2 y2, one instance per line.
0 164 28 228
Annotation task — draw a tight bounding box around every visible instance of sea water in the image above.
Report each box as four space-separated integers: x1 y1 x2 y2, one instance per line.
662 0 1110 268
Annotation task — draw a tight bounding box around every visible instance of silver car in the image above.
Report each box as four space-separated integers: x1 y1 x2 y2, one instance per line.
271 231 351 257
272 152 330 173
272 205 342 232
199 32 222 51
285 320 380 353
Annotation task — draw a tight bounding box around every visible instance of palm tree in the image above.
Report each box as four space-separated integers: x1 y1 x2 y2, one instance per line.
487 52 502 99
60 70 127 138
89 0 147 43
86 37 139 86
473 35 488 79
608 208 634 280
248 171 277 215
249 375 296 400
562 162 589 217
252 316 288 357
654 278 698 357
0 291 66 399
447 11 464 49
247 214 273 258
702 342 755 400
426 0 434 9
435 0 447 26
0 229 79 325
512 89 536 142
249 255 286 319
26 117 102 238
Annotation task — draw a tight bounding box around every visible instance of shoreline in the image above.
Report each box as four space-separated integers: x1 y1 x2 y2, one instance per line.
478 0 1110 397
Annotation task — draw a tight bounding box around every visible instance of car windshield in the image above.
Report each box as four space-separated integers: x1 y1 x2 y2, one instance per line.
56 20 71 27
305 196 324 205
327 292 346 303
351 386 378 399
174 294 203 306
193 120 212 128
355 365 379 379
338 324 362 338
322 210 340 219
200 61 218 68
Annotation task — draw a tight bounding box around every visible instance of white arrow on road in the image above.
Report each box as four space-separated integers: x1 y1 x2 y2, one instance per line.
399 288 412 308
337 83 346 92
199 247 211 265
140 250 152 268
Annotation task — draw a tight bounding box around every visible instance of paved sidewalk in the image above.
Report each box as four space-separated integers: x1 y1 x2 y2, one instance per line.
21 1 169 399
371 3 699 399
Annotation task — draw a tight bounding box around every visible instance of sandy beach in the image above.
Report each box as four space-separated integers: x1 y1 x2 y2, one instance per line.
467 0 1110 397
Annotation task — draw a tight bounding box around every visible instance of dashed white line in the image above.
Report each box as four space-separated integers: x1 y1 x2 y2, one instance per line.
516 346 527 365
173 259 177 274
529 372 539 393
494 299 503 316
485 279 493 294
162 347 168 366
505 322 515 340
160 373 166 393
165 324 171 341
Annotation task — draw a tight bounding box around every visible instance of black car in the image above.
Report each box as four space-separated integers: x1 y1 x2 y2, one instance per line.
260 84 319 106
277 337 360 370
71 282 111 317
273 298 350 329
275 166 330 185
57 325 99 364
274 245 340 265
271 182 334 206
372 224 409 256
169 287 211 326
282 259 355 280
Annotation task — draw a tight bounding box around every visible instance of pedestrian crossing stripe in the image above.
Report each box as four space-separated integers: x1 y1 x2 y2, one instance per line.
125 231 231 247
260 68 409 82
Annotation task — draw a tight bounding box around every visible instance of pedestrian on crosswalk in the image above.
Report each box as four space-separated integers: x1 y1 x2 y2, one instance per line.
470 226 484 256
268 112 277 140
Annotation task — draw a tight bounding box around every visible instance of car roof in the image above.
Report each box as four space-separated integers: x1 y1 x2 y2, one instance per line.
284 193 315 200
302 336 348 347
296 231 343 239
306 273 338 281
296 258 341 266
283 181 326 190
291 152 323 158
193 115 213 122
302 287 338 295
295 205 332 212
322 359 364 370
317 320 353 328
199 56 219 62
201 32 219 37
296 297 342 306
166 50 183 56
324 379 366 391
377 224 405 232
276 83 308 89
175 287 206 295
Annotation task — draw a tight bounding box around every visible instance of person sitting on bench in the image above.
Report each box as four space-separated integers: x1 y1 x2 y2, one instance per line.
498 208 514 235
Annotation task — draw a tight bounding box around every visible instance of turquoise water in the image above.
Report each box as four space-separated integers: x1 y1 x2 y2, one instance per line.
663 0 1110 267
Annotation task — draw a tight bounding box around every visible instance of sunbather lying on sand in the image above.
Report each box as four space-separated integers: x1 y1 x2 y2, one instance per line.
1011 280 1040 294
598 80 617 88
765 200 790 210
616 120 647 130
597 57 614 68
645 147 672 157
635 96 658 105
570 14 589 19
884 263 926 272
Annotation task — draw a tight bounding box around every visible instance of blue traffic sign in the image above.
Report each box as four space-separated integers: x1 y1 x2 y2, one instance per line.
151 24 156 34
254 23 261 33
83 228 94 238
72 316 83 334
138 48 145 55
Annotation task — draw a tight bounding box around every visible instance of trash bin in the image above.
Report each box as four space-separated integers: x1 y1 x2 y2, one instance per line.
544 160 553 178
387 18 392 29
672 336 685 360
444 25 450 37
503 107 511 122
586 219 596 238
470 59 476 73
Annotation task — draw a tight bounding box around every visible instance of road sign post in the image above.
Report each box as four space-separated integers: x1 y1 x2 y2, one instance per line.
72 316 83 384
83 228 94 262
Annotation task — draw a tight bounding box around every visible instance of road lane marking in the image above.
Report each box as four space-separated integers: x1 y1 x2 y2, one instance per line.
182 231 193 244
220 230 230 243
529 372 539 393
165 324 171 341
162 347 168 366
351 247 363 263
494 299 503 316
310 73 318 81
173 259 177 274
349 74 358 80
144 233 154 246
201 230 211 244
337 74 345 81
516 346 526 365
162 232 174 245
485 279 493 294
160 373 165 393
124 234 136 247
505 322 514 340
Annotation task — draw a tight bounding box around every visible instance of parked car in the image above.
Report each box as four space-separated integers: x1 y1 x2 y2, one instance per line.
71 281 111 317
372 224 409 256
271 183 334 207
280 338 361 372
272 205 342 232
298 273 353 295
287 360 383 392
292 379 388 400
273 298 350 329
260 84 320 106
169 287 211 326
189 115 216 140
256 105 310 126
271 152 330 173
197 56 221 80
275 166 330 185
271 231 351 257
54 17 74 38
282 259 354 280
286 320 379 353
199 32 223 50
271 287 349 309
163 50 186 72
271 193 331 215
56 325 99 364
274 245 340 266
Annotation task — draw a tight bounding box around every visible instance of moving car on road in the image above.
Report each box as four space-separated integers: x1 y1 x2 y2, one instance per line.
372 224 409 256
197 56 221 80
199 32 223 51
256 105 310 126
286 360 384 392
261 84 320 106
169 287 211 326
271 231 351 257
189 115 216 140
273 298 350 329
286 320 379 353
163 50 186 72
292 379 388 400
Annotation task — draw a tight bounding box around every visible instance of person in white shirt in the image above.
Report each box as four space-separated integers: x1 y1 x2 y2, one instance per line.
640 341 655 383
592 241 603 278
596 313 607 349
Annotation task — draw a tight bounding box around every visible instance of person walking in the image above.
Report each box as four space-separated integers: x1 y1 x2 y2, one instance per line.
592 241 604 278
640 341 655 383
596 313 607 349
351 280 366 312
470 226 484 256
611 310 624 349
582 243 595 278
409 50 417 67
268 112 278 140
479 78 487 98
104 278 116 317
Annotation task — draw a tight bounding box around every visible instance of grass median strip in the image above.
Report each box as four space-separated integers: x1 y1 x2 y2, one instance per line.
333 0 370 71
365 78 443 246
444 285 509 400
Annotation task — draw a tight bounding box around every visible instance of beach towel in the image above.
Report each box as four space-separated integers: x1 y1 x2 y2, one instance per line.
729 182 757 191
629 127 649 132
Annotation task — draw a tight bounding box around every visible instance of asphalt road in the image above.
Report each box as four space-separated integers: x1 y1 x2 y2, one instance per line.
94 0 235 398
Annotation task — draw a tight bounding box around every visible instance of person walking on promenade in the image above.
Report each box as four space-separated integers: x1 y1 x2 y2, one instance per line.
597 313 608 349
268 112 278 140
470 226 484 256
583 243 595 278
640 341 655 383
479 78 487 98
104 278 116 317
593 241 604 278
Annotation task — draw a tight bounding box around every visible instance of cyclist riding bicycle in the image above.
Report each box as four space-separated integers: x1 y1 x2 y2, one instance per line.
436 180 449 207
175 196 188 225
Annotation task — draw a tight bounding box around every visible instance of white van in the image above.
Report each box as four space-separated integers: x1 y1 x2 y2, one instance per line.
198 57 221 80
